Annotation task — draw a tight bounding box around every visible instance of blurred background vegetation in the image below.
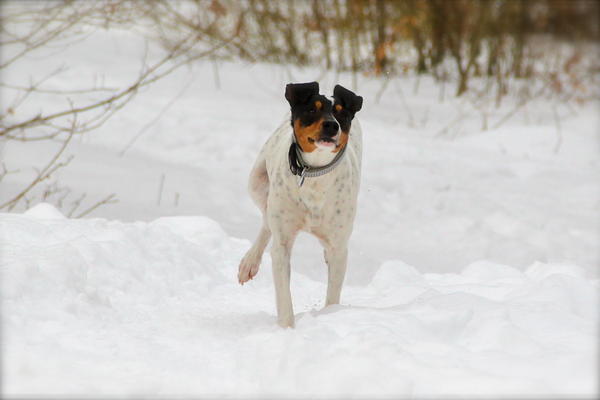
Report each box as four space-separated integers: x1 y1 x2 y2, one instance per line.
148 0 599 99
1 0 598 213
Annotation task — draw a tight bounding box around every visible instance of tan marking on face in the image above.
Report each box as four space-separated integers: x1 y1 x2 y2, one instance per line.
335 104 343 112
294 118 322 152
333 130 349 153
315 100 322 110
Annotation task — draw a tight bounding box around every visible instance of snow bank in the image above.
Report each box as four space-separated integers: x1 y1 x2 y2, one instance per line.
2 205 597 397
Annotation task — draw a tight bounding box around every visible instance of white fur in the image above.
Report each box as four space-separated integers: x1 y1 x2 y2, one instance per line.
238 114 362 328
301 134 339 167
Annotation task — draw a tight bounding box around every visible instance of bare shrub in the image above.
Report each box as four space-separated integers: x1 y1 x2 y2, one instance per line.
0 0 231 215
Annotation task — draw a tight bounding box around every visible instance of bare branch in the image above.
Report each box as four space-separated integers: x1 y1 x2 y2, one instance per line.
1 33 232 138
0 131 74 211
74 194 117 218
0 162 21 181
66 192 86 218
0 82 119 95
0 2 93 69
119 77 192 156
491 80 550 130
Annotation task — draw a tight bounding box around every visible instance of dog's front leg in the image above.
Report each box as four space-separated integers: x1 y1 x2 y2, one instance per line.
324 245 348 306
270 231 297 328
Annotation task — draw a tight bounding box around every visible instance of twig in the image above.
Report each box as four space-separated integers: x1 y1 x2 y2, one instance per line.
490 80 549 130
66 192 87 217
375 73 392 104
552 103 563 154
157 173 165 206
0 162 20 181
1 34 233 138
394 78 415 127
74 193 117 218
0 131 74 211
0 2 92 70
0 82 119 95
118 75 193 156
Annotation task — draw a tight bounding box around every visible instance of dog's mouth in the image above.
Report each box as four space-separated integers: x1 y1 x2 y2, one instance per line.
317 138 335 146
316 134 339 148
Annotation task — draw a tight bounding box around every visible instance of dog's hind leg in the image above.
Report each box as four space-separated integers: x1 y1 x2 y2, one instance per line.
238 155 271 284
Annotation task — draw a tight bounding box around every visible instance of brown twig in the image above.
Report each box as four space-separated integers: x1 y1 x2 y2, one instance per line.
74 193 117 218
1 34 231 138
0 130 74 211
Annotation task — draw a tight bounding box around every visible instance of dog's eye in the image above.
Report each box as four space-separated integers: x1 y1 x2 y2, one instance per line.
308 108 316 114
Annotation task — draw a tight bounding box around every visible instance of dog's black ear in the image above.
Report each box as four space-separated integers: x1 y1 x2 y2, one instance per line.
333 84 363 114
285 81 319 107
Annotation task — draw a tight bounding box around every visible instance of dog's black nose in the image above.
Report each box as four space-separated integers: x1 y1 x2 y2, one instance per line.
322 120 339 136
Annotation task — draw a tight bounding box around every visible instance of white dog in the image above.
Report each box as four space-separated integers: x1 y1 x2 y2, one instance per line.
238 82 363 328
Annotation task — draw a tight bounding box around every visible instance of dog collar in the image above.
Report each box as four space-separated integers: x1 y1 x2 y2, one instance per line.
288 136 347 187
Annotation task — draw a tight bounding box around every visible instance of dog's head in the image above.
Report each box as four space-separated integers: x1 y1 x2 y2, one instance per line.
285 82 362 153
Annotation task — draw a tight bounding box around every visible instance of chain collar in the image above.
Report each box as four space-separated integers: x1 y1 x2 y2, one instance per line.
288 135 348 187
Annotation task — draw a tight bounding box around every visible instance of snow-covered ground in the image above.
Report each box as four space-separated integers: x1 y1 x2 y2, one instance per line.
1 24 599 397
2 203 598 397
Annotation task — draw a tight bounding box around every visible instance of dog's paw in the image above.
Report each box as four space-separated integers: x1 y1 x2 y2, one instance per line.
238 252 261 285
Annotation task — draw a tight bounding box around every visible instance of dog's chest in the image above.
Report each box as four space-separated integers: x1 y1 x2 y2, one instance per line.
291 168 355 230
266 118 361 232
297 178 332 227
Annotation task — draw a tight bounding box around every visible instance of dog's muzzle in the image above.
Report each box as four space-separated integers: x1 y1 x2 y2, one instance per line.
321 119 339 140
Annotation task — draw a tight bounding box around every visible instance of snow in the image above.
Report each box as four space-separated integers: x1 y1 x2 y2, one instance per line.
2 204 597 397
22 202 66 219
1 19 599 398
